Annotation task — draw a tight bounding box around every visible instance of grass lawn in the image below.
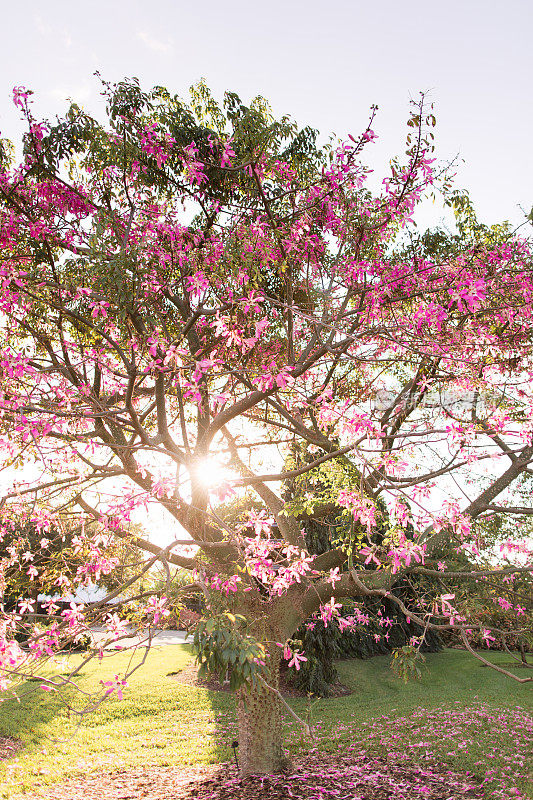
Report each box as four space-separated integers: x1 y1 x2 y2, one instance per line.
0 646 531 799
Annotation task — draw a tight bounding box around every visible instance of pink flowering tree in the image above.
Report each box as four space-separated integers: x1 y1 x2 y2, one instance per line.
0 78 532 775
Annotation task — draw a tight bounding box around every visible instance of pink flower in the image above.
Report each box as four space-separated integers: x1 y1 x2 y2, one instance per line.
481 629 496 647
328 567 341 587
320 597 342 627
287 651 307 671
359 547 381 567
100 675 128 700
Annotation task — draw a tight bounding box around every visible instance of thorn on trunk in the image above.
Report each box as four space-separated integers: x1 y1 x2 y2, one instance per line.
231 739 239 768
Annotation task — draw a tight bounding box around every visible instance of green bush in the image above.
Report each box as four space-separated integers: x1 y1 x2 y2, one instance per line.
285 592 442 696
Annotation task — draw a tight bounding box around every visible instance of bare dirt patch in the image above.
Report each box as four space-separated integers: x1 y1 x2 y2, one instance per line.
168 662 352 697
0 735 23 761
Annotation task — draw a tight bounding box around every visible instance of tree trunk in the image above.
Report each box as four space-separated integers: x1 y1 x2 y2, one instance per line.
236 654 290 776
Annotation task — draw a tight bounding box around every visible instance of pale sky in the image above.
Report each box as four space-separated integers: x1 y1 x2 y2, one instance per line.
1 0 532 229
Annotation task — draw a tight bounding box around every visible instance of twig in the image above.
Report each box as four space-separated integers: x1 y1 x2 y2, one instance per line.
459 630 532 684
259 676 313 737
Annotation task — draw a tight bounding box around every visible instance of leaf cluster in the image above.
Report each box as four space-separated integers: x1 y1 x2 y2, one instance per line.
193 611 267 691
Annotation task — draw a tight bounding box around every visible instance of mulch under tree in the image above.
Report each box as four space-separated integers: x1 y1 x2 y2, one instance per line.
22 753 487 800
0 735 23 761
168 661 352 697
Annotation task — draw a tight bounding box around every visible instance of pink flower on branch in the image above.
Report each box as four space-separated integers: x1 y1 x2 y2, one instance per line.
287 651 307 671
338 491 377 534
319 597 342 628
100 675 128 700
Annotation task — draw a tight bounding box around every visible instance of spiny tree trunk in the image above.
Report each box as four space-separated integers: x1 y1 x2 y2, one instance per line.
237 654 290 776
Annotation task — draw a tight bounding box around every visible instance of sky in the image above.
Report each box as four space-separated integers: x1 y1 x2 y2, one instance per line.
1 0 532 231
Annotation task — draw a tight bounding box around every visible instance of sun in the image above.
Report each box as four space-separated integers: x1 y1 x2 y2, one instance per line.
194 458 233 488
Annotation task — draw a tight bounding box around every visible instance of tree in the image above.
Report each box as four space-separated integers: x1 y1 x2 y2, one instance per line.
0 78 532 775
0 513 143 605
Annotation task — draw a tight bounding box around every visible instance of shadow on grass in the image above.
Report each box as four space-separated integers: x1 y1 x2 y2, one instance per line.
0 643 237 798
0 673 89 753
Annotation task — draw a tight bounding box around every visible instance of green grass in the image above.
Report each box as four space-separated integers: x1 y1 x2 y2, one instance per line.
311 651 533 799
0 647 531 798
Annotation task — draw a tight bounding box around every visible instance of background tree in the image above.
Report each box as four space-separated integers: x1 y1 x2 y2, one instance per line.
281 445 442 695
0 78 531 776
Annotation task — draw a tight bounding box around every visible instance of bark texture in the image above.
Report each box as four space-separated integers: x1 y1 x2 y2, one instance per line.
236 656 290 776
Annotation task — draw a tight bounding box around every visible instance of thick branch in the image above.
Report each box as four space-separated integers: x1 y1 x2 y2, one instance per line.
75 495 196 570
